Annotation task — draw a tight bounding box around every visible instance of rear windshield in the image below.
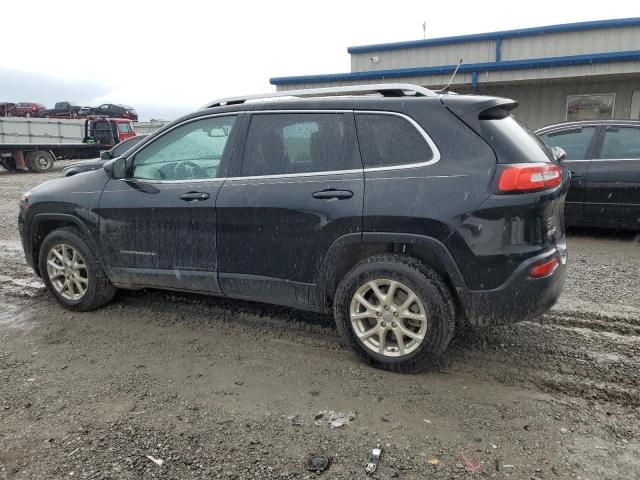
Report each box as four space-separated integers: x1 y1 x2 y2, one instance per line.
479 115 553 163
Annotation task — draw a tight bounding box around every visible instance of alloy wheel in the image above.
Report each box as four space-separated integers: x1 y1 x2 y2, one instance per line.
349 279 428 357
46 244 89 301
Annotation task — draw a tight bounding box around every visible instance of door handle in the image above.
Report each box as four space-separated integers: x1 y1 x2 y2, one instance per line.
570 171 581 179
180 191 210 202
312 189 353 200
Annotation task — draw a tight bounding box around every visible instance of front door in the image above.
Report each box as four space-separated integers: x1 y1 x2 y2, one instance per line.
216 111 364 306
538 126 598 222
584 125 640 226
97 114 240 291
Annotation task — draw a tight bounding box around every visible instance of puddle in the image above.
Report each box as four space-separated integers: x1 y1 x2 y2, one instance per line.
0 299 35 329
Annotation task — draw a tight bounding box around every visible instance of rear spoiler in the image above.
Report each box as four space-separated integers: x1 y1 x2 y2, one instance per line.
441 96 518 132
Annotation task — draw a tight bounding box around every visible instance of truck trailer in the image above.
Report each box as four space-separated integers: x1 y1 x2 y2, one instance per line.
0 116 135 172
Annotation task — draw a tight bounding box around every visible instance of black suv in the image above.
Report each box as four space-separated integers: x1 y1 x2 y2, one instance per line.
18 84 568 372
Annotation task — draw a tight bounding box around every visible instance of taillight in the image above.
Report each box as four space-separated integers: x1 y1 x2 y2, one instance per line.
497 163 562 193
529 257 559 278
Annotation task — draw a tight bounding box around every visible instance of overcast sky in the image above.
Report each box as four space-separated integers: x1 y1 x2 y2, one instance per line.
2 1 639 120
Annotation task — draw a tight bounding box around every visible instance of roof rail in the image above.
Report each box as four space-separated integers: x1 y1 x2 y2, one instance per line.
202 83 436 109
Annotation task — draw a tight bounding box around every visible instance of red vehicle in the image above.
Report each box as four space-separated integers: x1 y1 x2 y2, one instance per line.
8 102 47 118
86 117 136 143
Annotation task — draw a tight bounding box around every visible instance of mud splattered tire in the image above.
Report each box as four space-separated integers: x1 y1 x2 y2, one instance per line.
26 150 55 173
39 228 116 311
334 254 455 373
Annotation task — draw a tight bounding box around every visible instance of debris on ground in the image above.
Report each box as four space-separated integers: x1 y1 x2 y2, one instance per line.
460 451 481 473
288 414 305 427
306 454 330 473
145 455 164 466
315 410 355 428
428 458 439 465
365 446 382 474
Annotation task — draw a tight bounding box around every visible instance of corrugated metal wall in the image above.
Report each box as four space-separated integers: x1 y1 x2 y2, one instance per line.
462 78 639 128
349 25 640 72
351 41 494 72
501 26 640 61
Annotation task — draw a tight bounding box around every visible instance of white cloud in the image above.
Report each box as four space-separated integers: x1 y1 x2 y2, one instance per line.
2 0 639 120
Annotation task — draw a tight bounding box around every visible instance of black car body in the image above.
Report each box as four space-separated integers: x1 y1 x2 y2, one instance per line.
90 103 138 121
62 135 147 177
43 102 90 118
536 120 640 230
19 84 568 372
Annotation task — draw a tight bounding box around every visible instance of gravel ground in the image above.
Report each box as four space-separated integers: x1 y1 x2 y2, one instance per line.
1 165 639 479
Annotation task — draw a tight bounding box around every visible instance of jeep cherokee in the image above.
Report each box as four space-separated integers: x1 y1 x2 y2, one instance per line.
18 83 569 372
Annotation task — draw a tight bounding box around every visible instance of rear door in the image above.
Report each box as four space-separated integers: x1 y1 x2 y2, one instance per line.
537 126 598 222
584 125 640 226
97 114 240 291
216 111 364 306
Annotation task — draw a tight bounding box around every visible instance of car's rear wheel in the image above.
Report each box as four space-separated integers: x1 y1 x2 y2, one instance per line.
39 228 116 311
334 254 455 373
26 150 55 172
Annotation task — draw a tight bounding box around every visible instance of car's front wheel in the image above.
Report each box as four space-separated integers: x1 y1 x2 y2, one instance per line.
39 228 116 311
334 254 455 373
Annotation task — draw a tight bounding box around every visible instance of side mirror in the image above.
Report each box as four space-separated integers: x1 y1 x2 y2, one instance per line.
103 157 127 179
100 151 112 160
552 146 567 163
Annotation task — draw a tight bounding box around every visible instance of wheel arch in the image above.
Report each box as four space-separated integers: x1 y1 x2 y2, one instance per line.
30 214 99 276
314 233 468 312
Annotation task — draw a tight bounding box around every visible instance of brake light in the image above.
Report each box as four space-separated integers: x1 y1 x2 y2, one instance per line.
497 163 562 193
529 257 559 278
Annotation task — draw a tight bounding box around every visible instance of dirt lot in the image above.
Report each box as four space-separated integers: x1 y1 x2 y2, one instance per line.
1 164 639 479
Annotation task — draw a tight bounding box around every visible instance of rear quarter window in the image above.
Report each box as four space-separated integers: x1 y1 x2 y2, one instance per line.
355 113 433 168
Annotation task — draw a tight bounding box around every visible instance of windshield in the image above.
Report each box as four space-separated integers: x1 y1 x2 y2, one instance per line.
111 135 145 157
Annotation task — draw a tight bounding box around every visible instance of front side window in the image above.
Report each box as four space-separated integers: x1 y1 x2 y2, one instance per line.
132 115 237 180
599 126 640 159
355 113 433 168
118 122 132 133
240 113 358 176
539 127 596 160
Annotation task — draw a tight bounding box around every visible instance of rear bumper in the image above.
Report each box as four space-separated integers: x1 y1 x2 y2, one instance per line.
456 247 566 327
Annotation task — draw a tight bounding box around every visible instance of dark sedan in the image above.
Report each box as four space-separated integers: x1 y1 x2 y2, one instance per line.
90 103 138 121
536 120 640 230
62 134 147 177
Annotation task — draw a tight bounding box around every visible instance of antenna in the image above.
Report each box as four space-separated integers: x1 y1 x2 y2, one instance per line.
438 58 463 93
422 21 427 39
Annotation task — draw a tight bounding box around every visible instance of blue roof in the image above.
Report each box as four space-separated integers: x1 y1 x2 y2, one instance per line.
347 17 640 54
269 50 640 86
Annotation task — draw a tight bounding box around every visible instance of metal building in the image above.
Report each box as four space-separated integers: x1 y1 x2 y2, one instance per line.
270 18 640 128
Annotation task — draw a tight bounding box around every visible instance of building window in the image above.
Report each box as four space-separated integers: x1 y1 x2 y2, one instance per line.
566 94 614 121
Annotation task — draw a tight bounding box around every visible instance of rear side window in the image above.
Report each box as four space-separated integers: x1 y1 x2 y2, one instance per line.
240 113 359 176
538 127 596 160
599 126 640 159
355 113 432 168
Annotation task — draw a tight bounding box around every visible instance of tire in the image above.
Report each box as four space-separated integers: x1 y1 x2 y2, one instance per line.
334 254 455 373
0 157 17 171
39 227 117 311
26 150 55 172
